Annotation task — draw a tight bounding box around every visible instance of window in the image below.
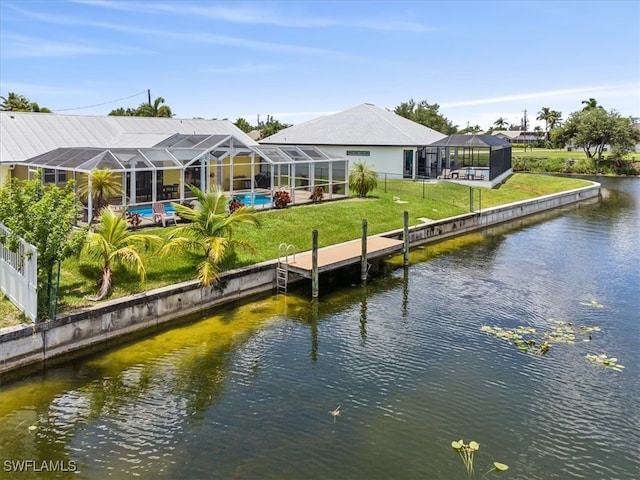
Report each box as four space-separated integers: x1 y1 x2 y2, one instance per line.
43 169 67 184
346 150 370 156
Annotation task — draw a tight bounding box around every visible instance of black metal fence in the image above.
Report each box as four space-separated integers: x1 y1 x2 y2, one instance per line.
375 172 484 212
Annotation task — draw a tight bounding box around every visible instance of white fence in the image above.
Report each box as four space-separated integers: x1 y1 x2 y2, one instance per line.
0 222 38 322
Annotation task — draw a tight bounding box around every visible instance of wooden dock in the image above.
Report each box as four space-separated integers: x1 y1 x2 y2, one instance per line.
286 236 404 278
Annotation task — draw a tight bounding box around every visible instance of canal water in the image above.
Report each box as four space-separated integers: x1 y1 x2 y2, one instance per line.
0 177 638 479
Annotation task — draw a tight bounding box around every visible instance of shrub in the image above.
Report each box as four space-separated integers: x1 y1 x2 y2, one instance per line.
228 196 245 214
273 190 292 208
349 161 378 198
309 186 324 203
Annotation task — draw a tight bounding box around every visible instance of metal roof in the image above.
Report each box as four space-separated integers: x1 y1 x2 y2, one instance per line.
260 103 446 147
428 134 511 148
0 112 258 163
13 134 347 172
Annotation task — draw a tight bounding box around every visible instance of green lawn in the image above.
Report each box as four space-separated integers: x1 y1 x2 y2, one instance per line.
0 294 26 328
6 173 592 322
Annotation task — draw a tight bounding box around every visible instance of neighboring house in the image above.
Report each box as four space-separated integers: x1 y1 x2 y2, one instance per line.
633 123 640 153
259 103 446 179
492 130 541 146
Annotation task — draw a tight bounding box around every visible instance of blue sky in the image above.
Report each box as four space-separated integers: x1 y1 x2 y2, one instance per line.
1 0 638 131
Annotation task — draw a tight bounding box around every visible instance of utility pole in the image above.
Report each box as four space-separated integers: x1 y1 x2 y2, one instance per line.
147 89 151 105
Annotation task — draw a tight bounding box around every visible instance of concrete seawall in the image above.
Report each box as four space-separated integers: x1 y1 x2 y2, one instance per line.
0 182 600 376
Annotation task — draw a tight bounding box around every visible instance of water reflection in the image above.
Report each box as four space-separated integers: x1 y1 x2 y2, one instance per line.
0 177 638 479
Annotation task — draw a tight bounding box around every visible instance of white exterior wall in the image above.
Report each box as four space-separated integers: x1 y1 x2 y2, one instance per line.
313 145 416 177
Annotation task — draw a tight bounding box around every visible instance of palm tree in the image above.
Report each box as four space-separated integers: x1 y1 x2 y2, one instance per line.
547 110 562 129
581 98 599 111
83 207 162 300
349 161 378 198
493 117 509 130
136 97 173 117
1 92 31 111
537 107 553 134
78 168 123 223
0 92 51 112
164 185 261 287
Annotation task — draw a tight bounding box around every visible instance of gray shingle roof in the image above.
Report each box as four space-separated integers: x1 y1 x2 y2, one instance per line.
428 134 511 148
260 103 446 146
0 112 258 163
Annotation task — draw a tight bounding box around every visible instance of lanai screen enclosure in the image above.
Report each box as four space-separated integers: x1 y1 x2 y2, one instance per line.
417 134 512 182
14 134 349 221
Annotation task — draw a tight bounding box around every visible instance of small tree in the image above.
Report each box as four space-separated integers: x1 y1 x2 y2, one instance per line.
234 117 254 133
259 115 291 139
82 207 162 301
78 168 123 223
394 99 458 134
349 161 378 198
0 172 87 319
165 185 261 287
560 107 638 163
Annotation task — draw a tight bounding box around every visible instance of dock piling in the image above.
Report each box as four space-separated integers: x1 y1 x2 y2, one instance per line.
312 229 319 298
403 210 409 266
361 219 368 283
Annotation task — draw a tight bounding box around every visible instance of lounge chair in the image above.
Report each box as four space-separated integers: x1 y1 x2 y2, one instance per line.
152 203 178 227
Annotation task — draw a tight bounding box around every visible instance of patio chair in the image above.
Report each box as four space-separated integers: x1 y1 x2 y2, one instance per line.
152 203 178 227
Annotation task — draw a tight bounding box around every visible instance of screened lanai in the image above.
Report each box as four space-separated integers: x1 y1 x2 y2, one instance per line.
14 134 349 222
417 134 512 184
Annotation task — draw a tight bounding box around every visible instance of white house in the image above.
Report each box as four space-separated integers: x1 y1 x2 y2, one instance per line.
0 112 349 218
260 103 446 179
0 112 257 187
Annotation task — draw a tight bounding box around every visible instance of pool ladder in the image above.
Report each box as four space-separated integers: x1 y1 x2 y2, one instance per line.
277 243 296 293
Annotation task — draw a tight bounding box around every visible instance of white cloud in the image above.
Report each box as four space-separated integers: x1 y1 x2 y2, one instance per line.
441 84 639 109
0 33 150 58
73 1 431 32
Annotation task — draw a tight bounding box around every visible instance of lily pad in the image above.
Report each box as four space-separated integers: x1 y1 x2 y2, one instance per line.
494 462 509 471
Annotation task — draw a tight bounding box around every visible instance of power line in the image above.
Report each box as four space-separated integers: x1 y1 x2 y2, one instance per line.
53 90 148 112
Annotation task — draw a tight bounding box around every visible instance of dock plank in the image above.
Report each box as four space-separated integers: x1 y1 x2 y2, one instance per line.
286 236 404 277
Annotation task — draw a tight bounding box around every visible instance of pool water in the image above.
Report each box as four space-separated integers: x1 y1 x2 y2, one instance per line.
234 193 272 206
127 205 177 218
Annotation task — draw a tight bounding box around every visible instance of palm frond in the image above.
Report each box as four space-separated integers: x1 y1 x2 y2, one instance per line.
204 236 229 264
197 258 220 287
111 246 146 282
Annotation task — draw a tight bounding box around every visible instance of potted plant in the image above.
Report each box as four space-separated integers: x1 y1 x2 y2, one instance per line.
309 186 324 203
125 211 143 230
273 190 292 209
228 196 245 214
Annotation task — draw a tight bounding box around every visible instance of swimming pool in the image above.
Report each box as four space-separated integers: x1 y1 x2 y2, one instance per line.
233 193 272 206
127 205 177 218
